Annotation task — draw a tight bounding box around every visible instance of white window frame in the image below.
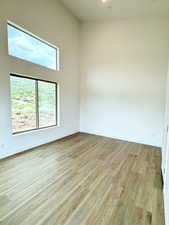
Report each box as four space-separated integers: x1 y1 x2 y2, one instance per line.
7 21 60 71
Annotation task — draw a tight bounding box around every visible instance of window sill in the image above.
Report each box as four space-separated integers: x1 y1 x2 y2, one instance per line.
12 125 59 136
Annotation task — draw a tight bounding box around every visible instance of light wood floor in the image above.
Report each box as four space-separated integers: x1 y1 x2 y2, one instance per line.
0 133 165 225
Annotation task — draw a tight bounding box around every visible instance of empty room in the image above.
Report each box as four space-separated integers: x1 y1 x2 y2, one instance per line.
0 0 169 224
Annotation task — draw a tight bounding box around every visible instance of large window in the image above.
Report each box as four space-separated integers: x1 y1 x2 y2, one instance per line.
10 74 57 134
7 23 59 70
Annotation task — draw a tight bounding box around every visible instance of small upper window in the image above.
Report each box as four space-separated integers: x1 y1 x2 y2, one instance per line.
7 23 59 70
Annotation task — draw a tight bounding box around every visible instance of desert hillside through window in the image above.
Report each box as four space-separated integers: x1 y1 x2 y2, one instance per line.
10 75 57 134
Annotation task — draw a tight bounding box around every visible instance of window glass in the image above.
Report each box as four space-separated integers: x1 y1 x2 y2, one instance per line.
10 76 36 133
10 75 57 134
38 81 56 128
8 24 58 70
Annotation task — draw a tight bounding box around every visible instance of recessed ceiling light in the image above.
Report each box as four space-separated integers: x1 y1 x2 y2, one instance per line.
101 0 107 3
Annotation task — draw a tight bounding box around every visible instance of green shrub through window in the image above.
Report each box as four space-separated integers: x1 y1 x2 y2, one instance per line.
10 74 57 134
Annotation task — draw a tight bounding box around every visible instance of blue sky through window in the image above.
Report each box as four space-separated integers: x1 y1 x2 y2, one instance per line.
8 24 57 70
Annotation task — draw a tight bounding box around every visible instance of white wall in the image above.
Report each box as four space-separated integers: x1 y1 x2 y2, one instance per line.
0 0 80 159
162 60 169 175
80 19 169 147
165 159 169 225
163 60 169 225
164 134 169 225
0 1 169 159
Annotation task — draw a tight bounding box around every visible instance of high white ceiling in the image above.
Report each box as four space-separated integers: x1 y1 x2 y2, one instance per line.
60 0 169 21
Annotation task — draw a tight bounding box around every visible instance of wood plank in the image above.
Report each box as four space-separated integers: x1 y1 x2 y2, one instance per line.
0 133 165 225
